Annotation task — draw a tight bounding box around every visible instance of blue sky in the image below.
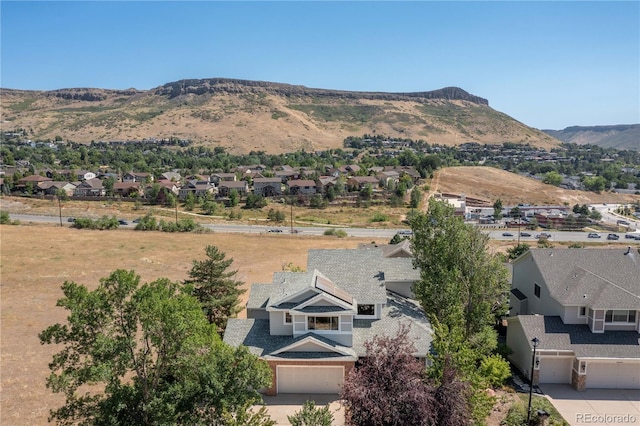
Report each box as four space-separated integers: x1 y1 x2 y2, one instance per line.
1 1 638 129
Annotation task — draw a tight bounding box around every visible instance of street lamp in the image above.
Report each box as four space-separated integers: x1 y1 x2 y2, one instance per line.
526 337 539 425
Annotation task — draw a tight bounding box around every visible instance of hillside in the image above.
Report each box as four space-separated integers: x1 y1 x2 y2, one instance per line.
542 124 640 151
431 166 640 206
0 78 559 154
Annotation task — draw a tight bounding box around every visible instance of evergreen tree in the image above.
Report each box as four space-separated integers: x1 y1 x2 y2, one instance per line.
184 245 246 332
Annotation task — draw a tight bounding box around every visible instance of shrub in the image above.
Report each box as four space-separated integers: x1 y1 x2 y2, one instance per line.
135 213 159 231
324 229 348 238
287 400 333 426
370 212 389 222
0 210 11 224
478 354 511 388
503 395 569 426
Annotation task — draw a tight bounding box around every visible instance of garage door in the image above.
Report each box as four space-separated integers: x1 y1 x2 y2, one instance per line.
539 357 572 384
277 366 344 394
587 362 640 389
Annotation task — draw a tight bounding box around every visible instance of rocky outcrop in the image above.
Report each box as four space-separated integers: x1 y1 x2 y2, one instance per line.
154 78 489 105
46 88 141 101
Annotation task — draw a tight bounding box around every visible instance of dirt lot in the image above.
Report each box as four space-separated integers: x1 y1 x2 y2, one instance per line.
0 223 376 425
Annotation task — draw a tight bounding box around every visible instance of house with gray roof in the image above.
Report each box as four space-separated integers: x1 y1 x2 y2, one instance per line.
507 248 640 390
224 248 431 395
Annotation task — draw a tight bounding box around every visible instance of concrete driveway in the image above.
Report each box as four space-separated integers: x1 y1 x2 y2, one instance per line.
259 394 345 426
541 384 640 426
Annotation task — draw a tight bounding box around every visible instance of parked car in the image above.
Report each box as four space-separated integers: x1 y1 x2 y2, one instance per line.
268 229 283 233
520 232 531 237
502 232 514 237
397 230 413 236
67 217 75 222
625 233 639 239
607 233 619 240
587 233 601 238
118 219 128 225
535 232 551 239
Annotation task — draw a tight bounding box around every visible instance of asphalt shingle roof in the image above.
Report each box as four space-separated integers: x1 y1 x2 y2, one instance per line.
527 248 640 310
246 284 272 310
516 315 640 359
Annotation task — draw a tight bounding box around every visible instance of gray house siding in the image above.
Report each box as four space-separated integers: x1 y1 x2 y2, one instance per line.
269 311 294 336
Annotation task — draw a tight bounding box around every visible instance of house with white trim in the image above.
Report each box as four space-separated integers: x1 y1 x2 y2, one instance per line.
223 248 431 395
507 248 640 390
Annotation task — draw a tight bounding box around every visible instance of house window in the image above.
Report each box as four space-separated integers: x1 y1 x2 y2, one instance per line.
579 307 586 317
308 316 339 331
605 310 636 323
284 312 292 324
357 304 375 316
534 283 541 298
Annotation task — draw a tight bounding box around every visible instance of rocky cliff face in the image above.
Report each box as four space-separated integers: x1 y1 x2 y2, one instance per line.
153 78 489 105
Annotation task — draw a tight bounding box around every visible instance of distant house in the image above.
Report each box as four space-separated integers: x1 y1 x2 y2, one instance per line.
113 182 143 198
218 181 249 197
287 179 316 195
275 170 299 183
123 172 152 183
253 178 283 197
37 181 77 197
158 171 182 182
507 248 640 391
178 180 215 200
74 178 105 197
211 173 237 185
347 176 379 191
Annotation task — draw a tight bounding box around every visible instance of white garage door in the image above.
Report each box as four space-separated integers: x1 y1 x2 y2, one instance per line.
587 362 640 389
539 357 572 384
277 366 344 394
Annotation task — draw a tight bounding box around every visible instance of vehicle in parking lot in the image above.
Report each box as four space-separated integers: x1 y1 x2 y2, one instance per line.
607 233 619 240
587 233 601 238
502 232 513 237
519 232 531 237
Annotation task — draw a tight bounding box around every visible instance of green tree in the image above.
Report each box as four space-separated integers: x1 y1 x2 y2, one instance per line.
589 208 602 221
411 199 509 339
184 192 196 211
410 187 422 209
492 199 503 220
287 401 334 426
506 243 530 260
229 189 240 207
103 176 115 197
39 270 271 425
542 171 563 186
184 245 246 332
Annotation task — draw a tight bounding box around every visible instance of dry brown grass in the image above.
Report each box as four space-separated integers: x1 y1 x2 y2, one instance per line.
431 166 640 206
0 223 376 425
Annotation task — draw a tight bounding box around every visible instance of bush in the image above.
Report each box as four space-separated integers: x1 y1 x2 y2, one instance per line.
0 210 12 224
287 400 333 426
478 354 511 388
135 213 159 231
324 229 348 238
370 212 389 222
506 243 529 260
503 395 569 426
72 215 119 230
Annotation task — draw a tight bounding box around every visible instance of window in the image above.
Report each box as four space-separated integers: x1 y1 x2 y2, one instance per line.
308 316 339 331
534 283 541 298
579 307 586 317
605 310 636 323
357 304 375 316
284 312 292 324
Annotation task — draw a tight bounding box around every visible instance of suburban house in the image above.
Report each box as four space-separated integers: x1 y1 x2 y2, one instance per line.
347 176 379 191
113 182 142 198
507 248 640 390
123 172 152 183
158 171 181 182
253 177 283 197
37 181 77 196
178 180 216 200
73 178 105 197
210 173 236 185
287 179 317 195
223 248 431 395
218 180 249 197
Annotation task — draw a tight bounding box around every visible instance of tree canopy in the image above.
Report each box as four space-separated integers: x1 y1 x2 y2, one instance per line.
39 269 271 425
184 245 246 333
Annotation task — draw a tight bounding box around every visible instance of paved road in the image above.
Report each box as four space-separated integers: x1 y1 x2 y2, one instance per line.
9 213 640 243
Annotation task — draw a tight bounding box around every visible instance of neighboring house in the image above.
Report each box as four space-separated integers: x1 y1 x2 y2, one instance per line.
218 181 249 197
376 170 400 187
113 182 143 198
358 239 413 259
123 172 152 183
223 248 430 395
287 179 316 195
37 181 76 196
211 173 236 185
317 176 338 194
74 178 105 197
347 176 379 191
178 180 215 200
253 178 283 197
275 170 299 183
158 171 181 182
507 248 640 390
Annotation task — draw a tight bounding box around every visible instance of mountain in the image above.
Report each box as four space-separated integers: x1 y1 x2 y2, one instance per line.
1 78 559 154
542 125 640 151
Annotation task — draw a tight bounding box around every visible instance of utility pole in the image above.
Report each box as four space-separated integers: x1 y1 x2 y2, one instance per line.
58 196 63 227
290 198 293 234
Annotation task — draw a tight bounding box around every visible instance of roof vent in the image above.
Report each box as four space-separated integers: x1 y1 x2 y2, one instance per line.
583 294 587 298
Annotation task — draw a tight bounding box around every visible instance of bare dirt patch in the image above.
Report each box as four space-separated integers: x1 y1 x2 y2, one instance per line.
0 224 375 425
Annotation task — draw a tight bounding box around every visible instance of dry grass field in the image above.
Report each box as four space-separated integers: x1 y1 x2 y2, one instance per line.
0 223 376 425
431 166 640 206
